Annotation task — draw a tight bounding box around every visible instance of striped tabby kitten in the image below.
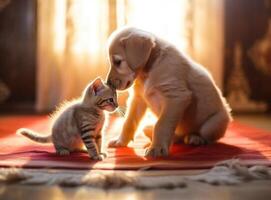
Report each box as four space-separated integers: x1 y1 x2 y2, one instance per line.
17 78 118 160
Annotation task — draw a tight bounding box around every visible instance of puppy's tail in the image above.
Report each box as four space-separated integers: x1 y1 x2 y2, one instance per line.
17 128 52 143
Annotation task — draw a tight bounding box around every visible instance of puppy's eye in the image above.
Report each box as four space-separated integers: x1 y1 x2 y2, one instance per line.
113 59 121 66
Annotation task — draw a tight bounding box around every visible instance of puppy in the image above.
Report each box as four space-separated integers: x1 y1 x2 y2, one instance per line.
106 27 232 157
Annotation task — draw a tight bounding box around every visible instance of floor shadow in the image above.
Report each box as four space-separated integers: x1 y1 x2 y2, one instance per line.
170 142 268 161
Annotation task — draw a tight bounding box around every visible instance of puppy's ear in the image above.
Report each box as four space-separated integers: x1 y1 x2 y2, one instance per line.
92 77 104 95
120 32 155 71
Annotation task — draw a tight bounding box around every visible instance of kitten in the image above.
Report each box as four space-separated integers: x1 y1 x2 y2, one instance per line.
17 78 118 160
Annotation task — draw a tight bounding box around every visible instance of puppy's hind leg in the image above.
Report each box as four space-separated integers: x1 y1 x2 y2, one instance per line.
142 125 153 148
199 110 231 144
184 133 207 146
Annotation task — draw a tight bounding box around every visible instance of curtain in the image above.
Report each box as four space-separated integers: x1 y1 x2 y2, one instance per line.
36 0 224 112
191 0 225 89
37 0 109 112
116 0 191 53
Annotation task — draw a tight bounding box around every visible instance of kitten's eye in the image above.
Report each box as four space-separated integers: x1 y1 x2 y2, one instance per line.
113 59 121 66
107 98 114 103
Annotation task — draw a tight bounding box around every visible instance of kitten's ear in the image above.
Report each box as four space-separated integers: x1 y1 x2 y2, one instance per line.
92 77 104 95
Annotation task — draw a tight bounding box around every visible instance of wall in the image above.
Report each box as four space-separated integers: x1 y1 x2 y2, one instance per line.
0 0 37 112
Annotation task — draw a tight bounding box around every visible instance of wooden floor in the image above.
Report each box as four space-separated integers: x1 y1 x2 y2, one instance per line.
0 114 271 200
235 114 271 131
1 180 271 200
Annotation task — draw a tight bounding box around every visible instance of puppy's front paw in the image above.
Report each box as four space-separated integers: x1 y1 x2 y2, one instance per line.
91 155 103 161
145 145 169 158
108 138 129 148
100 152 107 158
184 134 207 146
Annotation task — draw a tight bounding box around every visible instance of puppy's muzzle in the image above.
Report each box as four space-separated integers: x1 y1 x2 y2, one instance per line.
107 79 120 89
107 78 132 90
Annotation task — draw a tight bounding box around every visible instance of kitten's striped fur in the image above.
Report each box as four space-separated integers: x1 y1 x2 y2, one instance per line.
17 78 118 160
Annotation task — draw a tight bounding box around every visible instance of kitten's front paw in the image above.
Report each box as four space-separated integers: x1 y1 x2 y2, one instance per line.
145 145 169 158
108 138 129 148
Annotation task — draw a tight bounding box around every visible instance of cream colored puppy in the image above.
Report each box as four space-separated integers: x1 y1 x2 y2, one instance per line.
106 27 232 157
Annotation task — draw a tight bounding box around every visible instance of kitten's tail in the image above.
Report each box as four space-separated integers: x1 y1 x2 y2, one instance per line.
17 128 52 143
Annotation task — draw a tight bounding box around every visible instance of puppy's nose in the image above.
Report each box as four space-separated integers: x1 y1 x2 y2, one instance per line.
115 79 121 88
107 79 115 89
107 78 122 89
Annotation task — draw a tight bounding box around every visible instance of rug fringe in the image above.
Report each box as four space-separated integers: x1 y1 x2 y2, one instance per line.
0 159 270 189
187 159 271 185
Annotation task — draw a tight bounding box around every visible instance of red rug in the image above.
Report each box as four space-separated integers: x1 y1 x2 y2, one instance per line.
0 115 271 170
